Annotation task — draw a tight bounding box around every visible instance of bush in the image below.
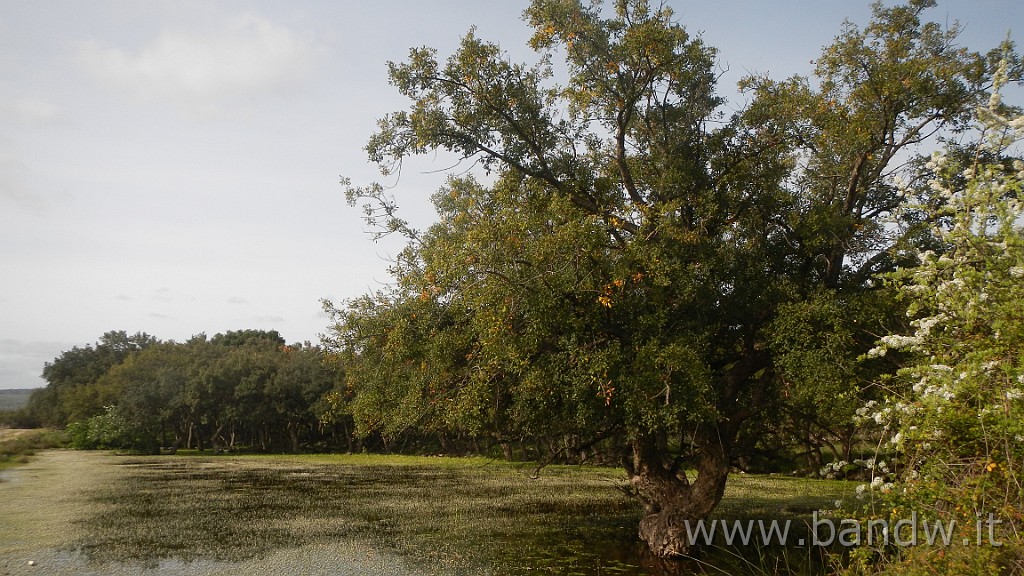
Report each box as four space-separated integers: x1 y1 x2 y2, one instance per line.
67 406 131 450
839 63 1024 575
67 405 159 454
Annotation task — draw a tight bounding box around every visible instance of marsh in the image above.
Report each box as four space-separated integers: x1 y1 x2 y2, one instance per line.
0 450 852 575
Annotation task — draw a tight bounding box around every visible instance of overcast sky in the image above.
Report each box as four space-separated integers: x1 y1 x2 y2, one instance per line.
1 1 1020 389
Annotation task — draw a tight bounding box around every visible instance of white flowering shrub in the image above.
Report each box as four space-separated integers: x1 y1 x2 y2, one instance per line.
848 63 1024 573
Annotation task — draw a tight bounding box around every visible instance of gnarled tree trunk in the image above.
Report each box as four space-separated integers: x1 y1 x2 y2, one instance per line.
627 427 733 557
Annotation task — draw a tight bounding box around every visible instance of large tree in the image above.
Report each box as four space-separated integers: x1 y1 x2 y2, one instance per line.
331 0 1011 556
29 330 158 427
94 341 192 453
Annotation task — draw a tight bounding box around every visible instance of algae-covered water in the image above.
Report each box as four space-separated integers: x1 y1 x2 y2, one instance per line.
0 451 852 575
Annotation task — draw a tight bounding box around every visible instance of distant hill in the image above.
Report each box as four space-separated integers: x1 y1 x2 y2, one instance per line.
0 389 34 412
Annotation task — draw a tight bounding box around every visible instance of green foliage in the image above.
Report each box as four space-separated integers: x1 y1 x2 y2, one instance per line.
33 330 345 454
27 331 157 427
739 0 1013 289
67 405 132 450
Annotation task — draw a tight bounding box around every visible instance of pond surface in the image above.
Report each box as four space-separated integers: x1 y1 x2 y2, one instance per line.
0 452 852 575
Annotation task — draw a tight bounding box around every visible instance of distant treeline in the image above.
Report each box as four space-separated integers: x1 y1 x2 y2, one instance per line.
9 330 538 458
0 389 33 412
4 329 850 469
13 330 352 454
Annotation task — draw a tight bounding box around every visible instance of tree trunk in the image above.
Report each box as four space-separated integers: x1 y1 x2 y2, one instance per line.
628 430 732 558
288 423 300 453
210 422 226 454
342 421 354 453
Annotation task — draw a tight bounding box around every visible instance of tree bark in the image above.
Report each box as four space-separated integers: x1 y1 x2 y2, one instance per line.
627 346 769 557
288 424 300 454
628 429 732 557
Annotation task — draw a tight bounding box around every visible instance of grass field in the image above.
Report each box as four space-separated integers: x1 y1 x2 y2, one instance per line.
0 451 856 575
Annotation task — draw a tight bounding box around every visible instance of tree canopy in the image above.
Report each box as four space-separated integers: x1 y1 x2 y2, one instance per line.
331 0 1019 557
27 330 345 454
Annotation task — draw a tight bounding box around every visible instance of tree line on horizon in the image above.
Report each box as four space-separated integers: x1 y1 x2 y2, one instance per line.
7 326 868 467
12 330 348 454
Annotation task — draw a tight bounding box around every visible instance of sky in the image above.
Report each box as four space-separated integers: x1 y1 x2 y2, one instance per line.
1 1 1020 389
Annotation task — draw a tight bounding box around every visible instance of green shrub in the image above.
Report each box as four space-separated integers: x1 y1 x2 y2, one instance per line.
67 406 131 450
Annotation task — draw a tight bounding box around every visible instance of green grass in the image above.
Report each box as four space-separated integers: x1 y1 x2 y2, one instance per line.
0 428 67 470
70 453 857 575
720 474 853 517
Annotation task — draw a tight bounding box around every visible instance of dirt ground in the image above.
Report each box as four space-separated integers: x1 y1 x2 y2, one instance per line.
0 429 35 442
0 451 427 576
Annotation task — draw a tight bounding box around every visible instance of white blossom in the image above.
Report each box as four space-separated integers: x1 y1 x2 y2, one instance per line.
879 334 923 349
905 284 930 295
913 315 944 337
925 152 946 171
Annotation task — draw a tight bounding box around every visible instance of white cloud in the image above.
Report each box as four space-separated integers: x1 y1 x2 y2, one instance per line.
0 151 44 212
1 97 63 125
76 13 316 117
